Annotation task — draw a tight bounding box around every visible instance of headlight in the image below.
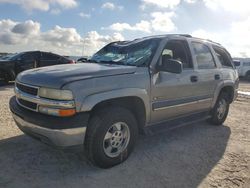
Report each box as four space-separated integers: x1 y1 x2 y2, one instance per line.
38 87 73 100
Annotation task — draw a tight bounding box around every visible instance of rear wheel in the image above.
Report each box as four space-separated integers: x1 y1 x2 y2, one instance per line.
85 106 138 168
208 93 229 125
0 70 10 84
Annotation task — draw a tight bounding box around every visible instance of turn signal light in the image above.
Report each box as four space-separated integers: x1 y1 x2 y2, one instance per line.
59 109 76 117
39 106 76 117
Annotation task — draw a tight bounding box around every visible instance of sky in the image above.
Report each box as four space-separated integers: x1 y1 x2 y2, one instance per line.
0 0 250 57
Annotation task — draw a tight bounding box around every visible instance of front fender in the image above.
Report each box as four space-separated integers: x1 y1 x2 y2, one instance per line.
80 88 150 123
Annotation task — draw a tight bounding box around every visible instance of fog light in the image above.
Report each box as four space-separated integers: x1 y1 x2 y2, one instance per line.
39 106 76 117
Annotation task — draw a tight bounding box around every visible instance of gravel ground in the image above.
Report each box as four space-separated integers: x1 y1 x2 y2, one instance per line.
0 82 249 188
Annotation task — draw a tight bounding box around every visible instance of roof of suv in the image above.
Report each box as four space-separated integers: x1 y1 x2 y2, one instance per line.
124 34 221 47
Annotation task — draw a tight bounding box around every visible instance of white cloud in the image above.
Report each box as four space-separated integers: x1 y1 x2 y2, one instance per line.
101 2 123 10
106 11 176 33
102 2 115 10
12 20 40 35
140 0 250 14
41 25 82 47
0 19 124 56
0 19 17 32
0 19 39 45
150 12 176 32
79 12 91 18
108 21 151 33
50 8 61 15
82 31 124 55
191 18 250 58
0 0 78 12
203 0 250 13
229 17 250 57
191 29 217 40
184 0 197 3
141 0 181 9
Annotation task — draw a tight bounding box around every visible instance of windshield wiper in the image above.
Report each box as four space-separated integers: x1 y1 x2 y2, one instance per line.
100 60 124 65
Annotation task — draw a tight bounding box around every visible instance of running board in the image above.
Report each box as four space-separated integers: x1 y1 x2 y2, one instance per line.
144 111 211 135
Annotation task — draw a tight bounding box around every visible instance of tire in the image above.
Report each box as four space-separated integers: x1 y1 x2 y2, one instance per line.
84 106 138 168
0 71 9 84
208 93 230 125
4 74 10 84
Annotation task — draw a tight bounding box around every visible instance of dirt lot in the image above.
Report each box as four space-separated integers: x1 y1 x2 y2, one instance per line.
0 82 249 188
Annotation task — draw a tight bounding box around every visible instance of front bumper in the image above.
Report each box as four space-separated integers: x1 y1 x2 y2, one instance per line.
9 96 89 147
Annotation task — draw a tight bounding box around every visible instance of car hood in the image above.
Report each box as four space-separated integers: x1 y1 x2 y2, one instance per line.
17 63 136 88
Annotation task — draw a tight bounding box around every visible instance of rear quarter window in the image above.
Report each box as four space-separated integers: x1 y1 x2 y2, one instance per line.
212 45 233 68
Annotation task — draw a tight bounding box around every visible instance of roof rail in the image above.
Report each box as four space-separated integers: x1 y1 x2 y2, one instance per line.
179 34 192 37
206 39 221 45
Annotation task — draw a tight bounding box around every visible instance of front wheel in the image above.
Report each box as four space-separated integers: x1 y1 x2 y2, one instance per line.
208 93 229 125
84 106 138 168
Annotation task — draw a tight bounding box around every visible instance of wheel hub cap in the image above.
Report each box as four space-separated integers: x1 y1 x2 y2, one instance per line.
103 122 130 158
111 131 123 148
217 99 226 119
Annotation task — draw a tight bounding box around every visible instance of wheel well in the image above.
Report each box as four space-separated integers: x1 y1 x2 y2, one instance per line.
219 86 234 103
91 97 146 133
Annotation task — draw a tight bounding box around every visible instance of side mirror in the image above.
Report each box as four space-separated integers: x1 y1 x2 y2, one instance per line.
161 56 183 74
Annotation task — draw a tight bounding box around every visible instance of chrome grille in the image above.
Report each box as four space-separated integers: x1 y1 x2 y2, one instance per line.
16 82 38 96
15 82 39 111
17 98 38 111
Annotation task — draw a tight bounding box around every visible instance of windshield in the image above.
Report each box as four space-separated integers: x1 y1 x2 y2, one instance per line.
0 53 23 60
90 39 160 66
9 53 24 60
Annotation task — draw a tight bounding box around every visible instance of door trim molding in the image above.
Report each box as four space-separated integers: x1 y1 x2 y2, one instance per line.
152 95 213 111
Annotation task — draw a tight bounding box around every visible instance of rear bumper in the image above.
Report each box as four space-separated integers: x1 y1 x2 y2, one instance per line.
9 96 89 147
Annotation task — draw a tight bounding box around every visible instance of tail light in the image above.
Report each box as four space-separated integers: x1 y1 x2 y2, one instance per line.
69 60 75 64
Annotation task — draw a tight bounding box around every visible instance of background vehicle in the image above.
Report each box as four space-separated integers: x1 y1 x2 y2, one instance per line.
233 58 250 80
77 57 88 63
0 51 75 83
10 34 238 168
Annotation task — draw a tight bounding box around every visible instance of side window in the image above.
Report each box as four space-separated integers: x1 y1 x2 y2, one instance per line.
41 53 59 61
161 40 193 69
212 46 233 68
192 42 216 69
233 61 240 67
21 53 34 61
243 62 250 66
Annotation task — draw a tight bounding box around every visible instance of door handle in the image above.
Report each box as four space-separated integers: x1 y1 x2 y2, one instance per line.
190 75 198 82
214 74 220 80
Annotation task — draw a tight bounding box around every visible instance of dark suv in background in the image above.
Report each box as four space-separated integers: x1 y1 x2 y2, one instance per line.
0 51 75 83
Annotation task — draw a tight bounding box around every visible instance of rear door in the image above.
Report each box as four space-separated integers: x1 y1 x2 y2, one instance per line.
189 41 220 108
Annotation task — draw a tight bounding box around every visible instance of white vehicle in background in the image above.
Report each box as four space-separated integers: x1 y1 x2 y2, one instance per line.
233 58 250 80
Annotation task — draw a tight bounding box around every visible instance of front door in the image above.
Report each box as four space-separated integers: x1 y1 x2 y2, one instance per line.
15 52 38 74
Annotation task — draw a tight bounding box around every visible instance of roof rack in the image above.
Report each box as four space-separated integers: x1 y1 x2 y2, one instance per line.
179 34 192 37
206 39 221 45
